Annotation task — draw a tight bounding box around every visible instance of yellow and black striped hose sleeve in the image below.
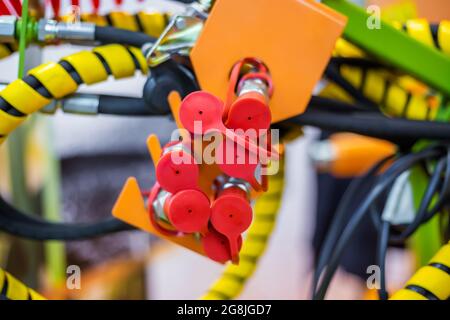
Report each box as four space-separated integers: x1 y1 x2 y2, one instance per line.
391 242 450 300
0 43 16 60
201 158 285 300
334 64 441 121
77 11 169 38
0 44 148 144
0 268 45 300
325 38 443 121
393 19 450 56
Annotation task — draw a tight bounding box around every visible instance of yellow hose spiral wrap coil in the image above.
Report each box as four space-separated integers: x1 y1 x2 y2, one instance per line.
326 19 450 121
390 242 450 300
398 19 450 55
0 44 14 60
0 268 46 300
327 38 443 121
201 158 285 300
77 11 168 38
0 44 147 144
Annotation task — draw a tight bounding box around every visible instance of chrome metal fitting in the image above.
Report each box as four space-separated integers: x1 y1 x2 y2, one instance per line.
39 100 60 114
37 19 95 42
222 178 251 198
238 78 269 101
152 189 171 223
0 16 17 43
60 94 99 115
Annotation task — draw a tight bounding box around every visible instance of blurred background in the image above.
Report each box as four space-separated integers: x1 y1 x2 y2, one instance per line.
0 0 449 300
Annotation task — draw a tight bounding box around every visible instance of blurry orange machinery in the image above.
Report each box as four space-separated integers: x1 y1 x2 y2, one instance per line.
310 133 396 178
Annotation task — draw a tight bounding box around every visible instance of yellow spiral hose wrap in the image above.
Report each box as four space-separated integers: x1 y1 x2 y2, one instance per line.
0 44 147 145
0 268 46 300
327 34 444 121
201 158 285 300
75 11 168 38
390 242 450 300
396 19 450 55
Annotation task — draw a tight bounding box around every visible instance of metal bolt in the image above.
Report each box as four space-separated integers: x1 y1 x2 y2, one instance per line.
0 16 17 43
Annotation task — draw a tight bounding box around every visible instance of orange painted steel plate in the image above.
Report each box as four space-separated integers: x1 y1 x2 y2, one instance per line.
190 0 347 123
112 178 205 255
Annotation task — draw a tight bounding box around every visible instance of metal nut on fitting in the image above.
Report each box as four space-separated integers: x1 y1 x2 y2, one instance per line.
0 16 17 43
238 78 269 101
60 94 100 115
152 189 171 223
38 19 58 42
222 178 251 198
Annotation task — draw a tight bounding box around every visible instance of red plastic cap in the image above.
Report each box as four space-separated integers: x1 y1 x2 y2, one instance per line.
156 151 199 194
50 0 61 17
179 91 224 134
202 229 242 263
216 140 258 182
226 92 271 132
0 0 22 16
91 0 100 14
210 193 253 237
167 190 211 234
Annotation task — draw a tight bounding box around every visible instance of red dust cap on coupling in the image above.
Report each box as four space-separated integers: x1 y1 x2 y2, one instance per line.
202 228 243 263
156 149 199 194
210 189 253 261
226 92 271 132
211 189 253 236
166 189 211 234
179 91 224 134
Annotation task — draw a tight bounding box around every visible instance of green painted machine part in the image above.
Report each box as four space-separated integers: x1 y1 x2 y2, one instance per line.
323 0 450 97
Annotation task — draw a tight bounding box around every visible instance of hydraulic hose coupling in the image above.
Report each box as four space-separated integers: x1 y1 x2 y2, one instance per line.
155 140 199 194
225 59 273 133
151 187 211 235
0 16 17 43
153 140 253 263
209 178 253 263
37 18 95 42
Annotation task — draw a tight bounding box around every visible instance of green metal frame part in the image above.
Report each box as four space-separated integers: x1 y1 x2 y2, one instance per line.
323 0 450 97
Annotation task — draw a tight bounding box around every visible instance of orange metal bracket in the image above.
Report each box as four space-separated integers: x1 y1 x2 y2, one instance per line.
112 178 205 255
190 0 347 123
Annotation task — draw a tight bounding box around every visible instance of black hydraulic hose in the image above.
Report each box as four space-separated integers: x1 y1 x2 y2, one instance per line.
288 108 450 142
313 147 442 300
377 221 390 300
324 63 378 109
309 96 376 113
389 157 447 243
0 196 133 240
94 26 156 47
98 95 170 116
311 155 395 296
329 57 386 70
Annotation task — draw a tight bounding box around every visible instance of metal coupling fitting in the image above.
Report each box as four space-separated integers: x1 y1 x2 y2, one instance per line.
60 94 100 115
222 178 251 198
0 16 17 43
238 78 269 101
37 19 95 42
